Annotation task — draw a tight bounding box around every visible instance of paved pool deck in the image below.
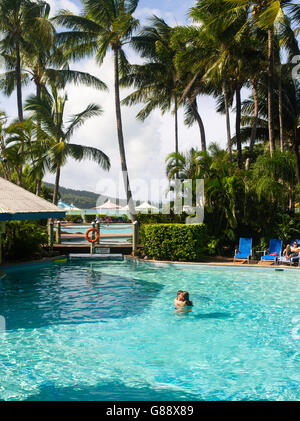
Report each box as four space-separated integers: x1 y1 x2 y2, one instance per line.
125 255 300 269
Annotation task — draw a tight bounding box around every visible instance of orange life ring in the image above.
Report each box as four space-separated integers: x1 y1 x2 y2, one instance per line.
85 228 100 243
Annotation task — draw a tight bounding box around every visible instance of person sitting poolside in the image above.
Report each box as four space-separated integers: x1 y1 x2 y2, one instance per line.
174 290 193 308
283 241 300 260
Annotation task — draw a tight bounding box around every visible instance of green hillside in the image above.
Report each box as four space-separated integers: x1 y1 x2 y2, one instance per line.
44 183 128 209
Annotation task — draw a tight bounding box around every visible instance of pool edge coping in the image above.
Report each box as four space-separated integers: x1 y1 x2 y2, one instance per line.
124 256 300 272
0 255 67 270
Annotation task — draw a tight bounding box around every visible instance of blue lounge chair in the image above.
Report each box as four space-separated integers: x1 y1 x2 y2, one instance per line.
261 239 282 264
234 238 252 263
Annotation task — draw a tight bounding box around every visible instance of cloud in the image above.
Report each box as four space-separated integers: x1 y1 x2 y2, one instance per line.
46 0 80 16
134 7 184 26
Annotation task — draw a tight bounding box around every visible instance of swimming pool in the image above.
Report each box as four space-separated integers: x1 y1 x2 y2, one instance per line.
59 224 133 235
0 259 299 401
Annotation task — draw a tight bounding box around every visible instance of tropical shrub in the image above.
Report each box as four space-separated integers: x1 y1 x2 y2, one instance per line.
84 215 97 223
2 221 48 261
64 215 83 223
121 214 129 222
142 223 207 261
137 212 187 225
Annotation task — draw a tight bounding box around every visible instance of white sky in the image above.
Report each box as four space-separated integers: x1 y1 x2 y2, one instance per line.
0 0 240 202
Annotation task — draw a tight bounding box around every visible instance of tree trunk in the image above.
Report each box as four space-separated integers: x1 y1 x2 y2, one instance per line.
35 82 42 196
188 97 206 151
174 95 179 179
16 167 23 186
36 179 42 196
113 48 136 222
249 80 259 153
0 141 11 181
268 27 276 155
223 80 232 161
53 165 60 205
16 41 23 123
278 66 284 152
15 41 24 186
293 143 300 184
235 86 242 169
174 95 178 155
0 162 11 181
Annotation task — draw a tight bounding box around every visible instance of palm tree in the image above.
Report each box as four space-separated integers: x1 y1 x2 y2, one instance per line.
219 0 300 155
0 0 52 122
171 25 210 152
54 0 140 220
28 5 108 195
25 86 110 204
185 1 252 166
239 69 300 181
251 150 297 210
122 16 187 154
166 144 239 240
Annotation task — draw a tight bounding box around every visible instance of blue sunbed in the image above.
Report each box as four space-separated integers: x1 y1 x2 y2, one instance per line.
261 239 282 264
234 238 252 263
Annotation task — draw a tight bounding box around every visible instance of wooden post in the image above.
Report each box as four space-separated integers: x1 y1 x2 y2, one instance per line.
90 222 95 255
95 222 100 245
56 221 61 245
132 221 139 256
48 219 54 251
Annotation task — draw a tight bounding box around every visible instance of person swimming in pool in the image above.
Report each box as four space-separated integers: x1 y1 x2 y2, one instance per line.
174 290 184 307
174 290 193 308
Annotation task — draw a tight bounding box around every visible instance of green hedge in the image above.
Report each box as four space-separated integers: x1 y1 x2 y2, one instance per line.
2 221 48 261
64 215 83 223
137 212 187 225
142 223 207 262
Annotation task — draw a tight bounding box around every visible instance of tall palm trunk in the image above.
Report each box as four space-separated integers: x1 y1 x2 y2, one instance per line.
293 143 300 184
0 139 11 181
174 95 179 179
174 95 178 154
113 48 136 222
249 80 259 153
53 165 60 205
223 79 232 161
278 66 284 152
16 41 24 123
188 97 206 151
16 40 24 186
268 27 276 155
35 82 42 196
235 86 242 169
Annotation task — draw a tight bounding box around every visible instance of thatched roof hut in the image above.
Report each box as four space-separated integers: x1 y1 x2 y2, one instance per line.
0 177 65 221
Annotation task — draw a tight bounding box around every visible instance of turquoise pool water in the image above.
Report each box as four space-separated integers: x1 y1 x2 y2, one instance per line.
0 259 300 401
59 224 132 235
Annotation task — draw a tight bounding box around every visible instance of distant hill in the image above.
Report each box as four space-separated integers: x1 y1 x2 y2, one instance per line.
44 182 129 209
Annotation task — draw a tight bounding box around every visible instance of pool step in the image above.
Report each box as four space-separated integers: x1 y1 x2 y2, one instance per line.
69 253 123 260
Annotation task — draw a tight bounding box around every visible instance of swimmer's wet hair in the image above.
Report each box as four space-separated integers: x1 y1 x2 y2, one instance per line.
177 290 183 296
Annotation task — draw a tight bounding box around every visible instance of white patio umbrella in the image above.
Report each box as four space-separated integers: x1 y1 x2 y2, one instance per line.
93 200 121 210
135 202 159 213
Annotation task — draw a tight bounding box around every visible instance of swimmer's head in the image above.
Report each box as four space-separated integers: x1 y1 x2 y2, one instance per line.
182 291 190 301
177 290 183 297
